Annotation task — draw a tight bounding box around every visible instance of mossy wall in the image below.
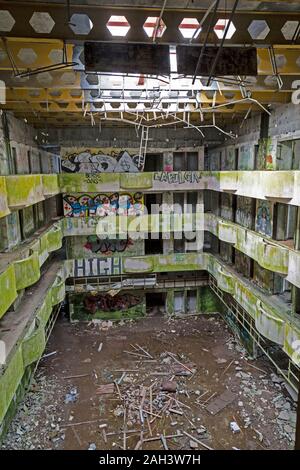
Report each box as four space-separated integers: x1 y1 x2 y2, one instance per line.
0 177 10 219
0 265 17 319
14 252 40 291
6 175 44 208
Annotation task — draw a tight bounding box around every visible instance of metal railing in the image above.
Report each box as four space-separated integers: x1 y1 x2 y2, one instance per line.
209 274 299 394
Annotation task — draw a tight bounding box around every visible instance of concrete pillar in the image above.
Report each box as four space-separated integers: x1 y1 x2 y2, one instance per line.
198 146 204 170
162 151 173 171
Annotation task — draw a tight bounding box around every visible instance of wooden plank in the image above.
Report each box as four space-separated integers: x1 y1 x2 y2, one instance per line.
205 389 236 415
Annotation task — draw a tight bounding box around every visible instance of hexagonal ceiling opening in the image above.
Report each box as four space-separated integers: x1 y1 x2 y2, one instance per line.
29 12 55 34
106 15 130 37
37 72 53 86
214 19 236 39
48 49 64 63
179 18 201 39
248 20 270 40
275 54 287 69
18 48 38 65
0 10 15 32
69 13 93 35
143 16 166 38
281 21 299 40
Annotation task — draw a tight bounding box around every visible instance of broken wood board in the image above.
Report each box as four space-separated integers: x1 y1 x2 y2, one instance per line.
205 389 236 415
96 383 115 395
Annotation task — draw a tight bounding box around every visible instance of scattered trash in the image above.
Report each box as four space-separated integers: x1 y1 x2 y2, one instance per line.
42 351 57 360
161 380 177 393
64 387 79 404
96 383 115 395
230 421 241 434
206 390 236 415
88 443 96 450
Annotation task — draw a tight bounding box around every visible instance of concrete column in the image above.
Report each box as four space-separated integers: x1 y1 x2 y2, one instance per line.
198 146 204 170
162 151 173 171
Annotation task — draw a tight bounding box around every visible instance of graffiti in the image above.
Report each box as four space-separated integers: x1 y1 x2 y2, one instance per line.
154 171 202 185
63 192 144 217
236 197 254 229
61 149 141 173
255 200 272 237
84 236 133 255
85 174 102 184
83 293 142 314
163 152 173 172
74 257 122 277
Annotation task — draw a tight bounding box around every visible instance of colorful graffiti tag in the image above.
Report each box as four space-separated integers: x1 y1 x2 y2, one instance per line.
83 293 142 314
255 200 272 237
154 171 202 184
84 236 133 255
61 149 141 173
74 257 122 277
63 193 144 217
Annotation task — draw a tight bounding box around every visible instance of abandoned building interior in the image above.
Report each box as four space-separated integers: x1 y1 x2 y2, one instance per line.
0 0 300 452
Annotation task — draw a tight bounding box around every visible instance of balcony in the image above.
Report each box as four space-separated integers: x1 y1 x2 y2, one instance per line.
47 224 63 252
287 250 300 289
0 177 10 219
284 323 300 367
218 220 237 244
255 300 285 345
42 174 60 198
14 251 41 290
216 266 235 294
0 264 17 319
262 172 294 200
218 171 238 192
22 319 46 367
6 175 44 209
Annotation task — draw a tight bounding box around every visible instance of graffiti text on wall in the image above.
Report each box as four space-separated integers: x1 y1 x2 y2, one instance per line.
84 293 142 314
63 193 144 217
61 149 141 173
84 236 133 255
154 171 202 184
74 257 122 277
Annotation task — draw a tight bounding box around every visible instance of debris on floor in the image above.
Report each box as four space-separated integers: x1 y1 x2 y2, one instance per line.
1 315 297 450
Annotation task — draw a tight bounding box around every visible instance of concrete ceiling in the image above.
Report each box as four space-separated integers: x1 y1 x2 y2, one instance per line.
13 1 300 12
0 0 299 131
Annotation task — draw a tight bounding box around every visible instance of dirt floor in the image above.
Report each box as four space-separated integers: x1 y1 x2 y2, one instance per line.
2 313 297 450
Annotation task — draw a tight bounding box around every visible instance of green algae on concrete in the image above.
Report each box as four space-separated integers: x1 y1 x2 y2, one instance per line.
47 224 63 252
42 174 60 197
199 286 223 313
120 172 153 189
263 171 294 199
70 293 146 322
0 176 10 219
14 252 40 291
0 346 24 425
59 173 119 193
22 320 46 367
283 323 300 367
218 220 237 245
0 265 17 320
51 276 66 305
37 291 53 326
6 175 44 209
255 300 285 345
